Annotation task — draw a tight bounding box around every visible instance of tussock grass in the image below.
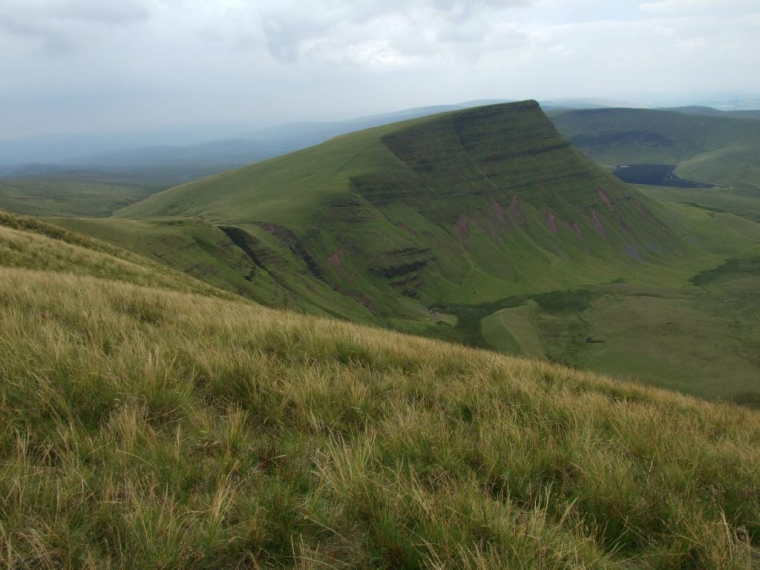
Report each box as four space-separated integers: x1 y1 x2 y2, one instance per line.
1 267 758 568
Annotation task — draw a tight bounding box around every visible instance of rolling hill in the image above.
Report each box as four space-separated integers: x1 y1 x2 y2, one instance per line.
1 207 759 568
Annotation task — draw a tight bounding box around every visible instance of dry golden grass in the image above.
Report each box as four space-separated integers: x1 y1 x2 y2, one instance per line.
0 264 758 569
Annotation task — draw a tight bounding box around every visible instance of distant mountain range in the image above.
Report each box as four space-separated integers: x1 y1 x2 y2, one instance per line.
2 99 758 191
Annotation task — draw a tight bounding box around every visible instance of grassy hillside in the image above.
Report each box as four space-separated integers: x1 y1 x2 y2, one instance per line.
1 216 759 568
53 216 377 322
48 102 760 401
637 183 760 223
550 108 760 194
432 203 760 402
0 209 234 299
114 102 694 319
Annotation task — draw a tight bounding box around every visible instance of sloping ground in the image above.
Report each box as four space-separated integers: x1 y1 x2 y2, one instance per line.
2 209 760 567
51 216 379 323
677 145 760 194
1 223 760 567
0 209 233 299
550 108 760 193
113 101 690 325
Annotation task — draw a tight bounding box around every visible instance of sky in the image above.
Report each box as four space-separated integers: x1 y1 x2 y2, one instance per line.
1 0 759 141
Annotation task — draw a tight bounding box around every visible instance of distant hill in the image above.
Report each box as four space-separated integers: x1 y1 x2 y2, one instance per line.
551 108 760 194
665 105 760 120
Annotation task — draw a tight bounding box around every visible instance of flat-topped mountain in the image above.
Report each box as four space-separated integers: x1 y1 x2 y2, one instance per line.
113 101 684 324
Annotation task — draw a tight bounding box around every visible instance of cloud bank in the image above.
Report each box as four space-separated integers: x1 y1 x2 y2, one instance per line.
1 0 758 138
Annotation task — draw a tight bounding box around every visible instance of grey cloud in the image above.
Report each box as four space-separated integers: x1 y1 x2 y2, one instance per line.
51 0 150 26
256 0 530 63
0 14 76 55
1 0 759 141
0 0 150 55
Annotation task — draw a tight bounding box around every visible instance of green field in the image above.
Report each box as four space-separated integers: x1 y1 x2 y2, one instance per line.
1 208 759 568
0 177 163 217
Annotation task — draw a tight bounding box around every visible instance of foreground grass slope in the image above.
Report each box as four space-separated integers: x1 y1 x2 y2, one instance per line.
1 210 760 568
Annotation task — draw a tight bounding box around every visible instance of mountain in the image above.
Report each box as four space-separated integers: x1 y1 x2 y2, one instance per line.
51 101 760 401
1 207 759 568
114 101 684 316
0 100 668 205
0 103 515 208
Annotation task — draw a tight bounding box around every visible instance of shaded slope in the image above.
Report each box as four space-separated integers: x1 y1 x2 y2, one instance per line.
116 101 689 324
52 216 377 323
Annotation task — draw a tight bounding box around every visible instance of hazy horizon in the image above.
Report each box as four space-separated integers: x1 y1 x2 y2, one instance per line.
2 0 759 142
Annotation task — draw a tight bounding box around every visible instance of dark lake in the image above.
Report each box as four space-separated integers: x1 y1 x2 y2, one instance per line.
613 164 717 188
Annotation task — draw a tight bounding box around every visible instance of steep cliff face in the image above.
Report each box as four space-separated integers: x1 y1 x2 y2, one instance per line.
112 101 684 322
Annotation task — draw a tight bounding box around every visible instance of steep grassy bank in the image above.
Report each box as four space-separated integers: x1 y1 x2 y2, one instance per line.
0 214 759 568
0 210 233 299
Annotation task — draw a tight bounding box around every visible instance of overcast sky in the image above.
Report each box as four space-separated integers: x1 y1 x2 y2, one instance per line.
1 0 759 140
